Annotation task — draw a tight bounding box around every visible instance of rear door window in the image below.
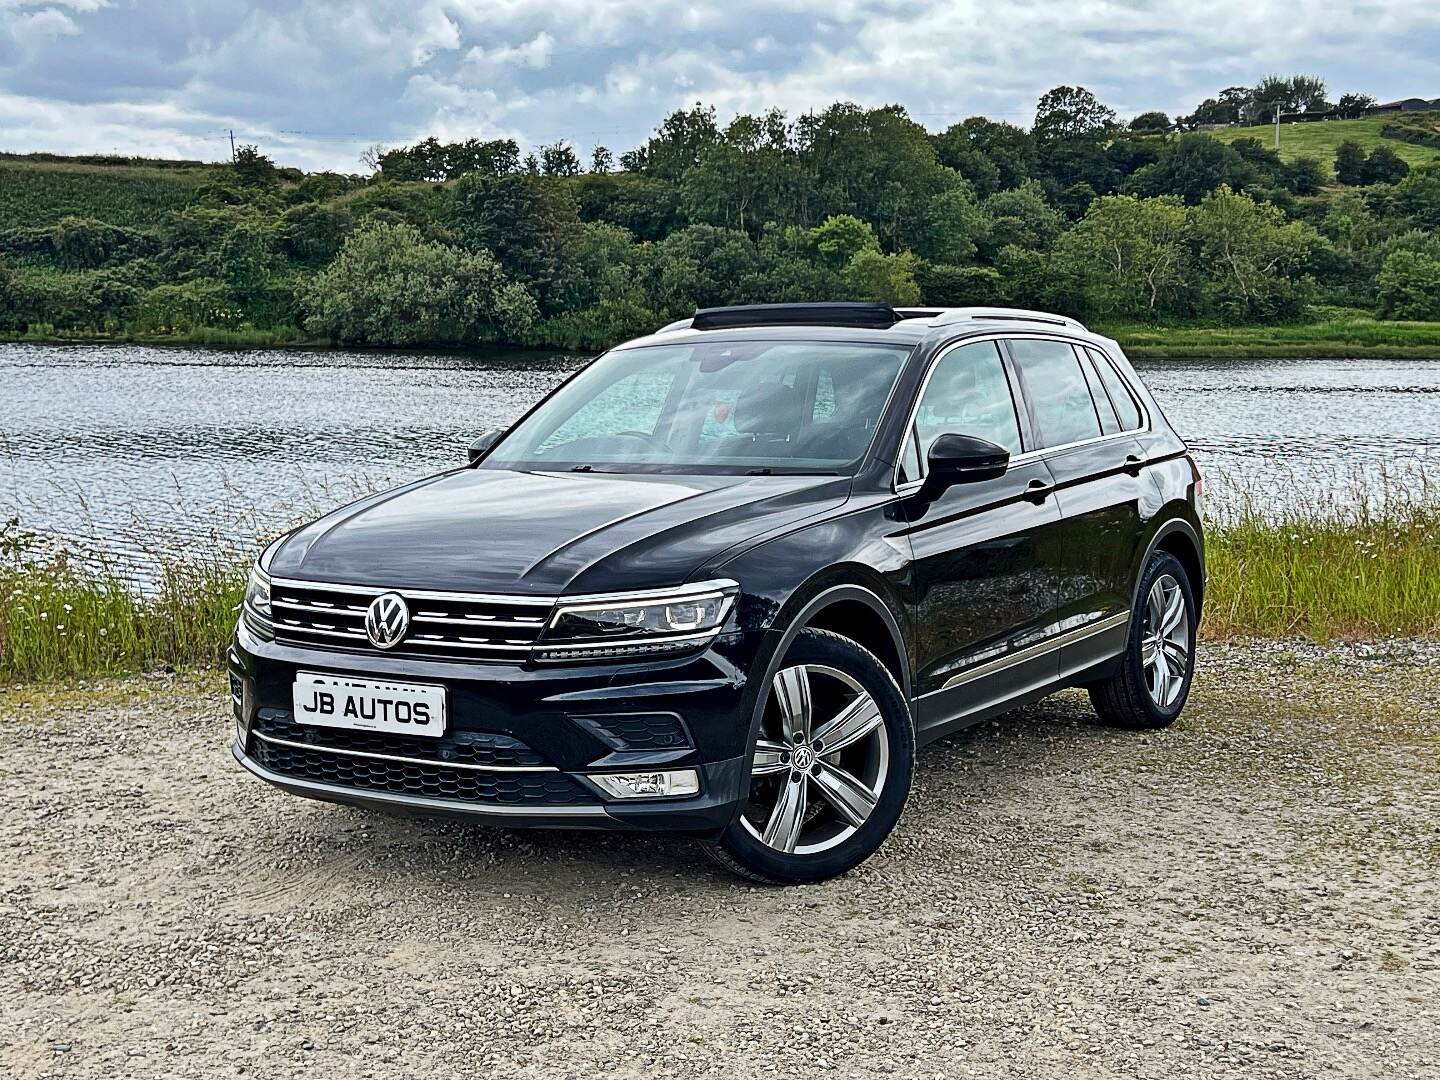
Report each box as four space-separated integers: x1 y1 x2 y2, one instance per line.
1006 338 1103 449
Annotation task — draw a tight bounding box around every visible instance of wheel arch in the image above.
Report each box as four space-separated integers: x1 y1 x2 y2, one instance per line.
1135 511 1205 618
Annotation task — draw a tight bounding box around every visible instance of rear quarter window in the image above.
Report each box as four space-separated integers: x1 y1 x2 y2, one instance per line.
1088 348 1144 431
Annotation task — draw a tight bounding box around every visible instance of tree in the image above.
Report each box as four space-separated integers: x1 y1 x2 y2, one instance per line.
1032 86 1116 143
1397 163 1440 229
1375 249 1440 319
1187 185 1314 317
1335 93 1377 120
540 141 581 177
842 249 920 305
934 117 1035 190
809 215 879 269
1129 111 1170 133
1362 146 1410 186
980 180 1065 254
1125 134 1254 204
1249 74 1327 122
1334 140 1368 185
303 220 537 345
590 146 613 173
1053 195 1190 316
631 103 721 180
915 185 991 265
1183 87 1251 128
232 144 278 187
1279 157 1327 196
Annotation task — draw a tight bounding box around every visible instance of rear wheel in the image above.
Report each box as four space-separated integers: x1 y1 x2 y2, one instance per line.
707 629 913 884
1089 551 1197 730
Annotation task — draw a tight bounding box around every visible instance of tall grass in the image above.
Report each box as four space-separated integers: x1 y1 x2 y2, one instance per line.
0 521 244 682
0 160 209 230
1203 486 1440 640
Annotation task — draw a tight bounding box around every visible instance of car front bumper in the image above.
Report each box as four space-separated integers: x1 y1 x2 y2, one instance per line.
227 619 768 835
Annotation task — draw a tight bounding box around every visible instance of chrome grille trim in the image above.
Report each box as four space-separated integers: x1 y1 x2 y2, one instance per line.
268 578 556 661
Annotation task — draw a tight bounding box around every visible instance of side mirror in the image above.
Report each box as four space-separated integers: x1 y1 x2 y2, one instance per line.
918 433 1010 498
467 428 505 466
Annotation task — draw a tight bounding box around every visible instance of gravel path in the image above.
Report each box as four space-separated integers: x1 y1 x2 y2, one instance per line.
2 641 1438 1079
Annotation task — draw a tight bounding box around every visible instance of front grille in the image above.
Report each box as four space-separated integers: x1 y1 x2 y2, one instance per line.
251 738 595 806
253 708 548 768
268 579 553 662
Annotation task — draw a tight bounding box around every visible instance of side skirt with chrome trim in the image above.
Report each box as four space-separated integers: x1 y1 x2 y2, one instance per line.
927 612 1129 696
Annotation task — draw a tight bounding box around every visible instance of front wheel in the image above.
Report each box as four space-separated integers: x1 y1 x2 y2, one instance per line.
1089 551 1198 729
707 629 914 885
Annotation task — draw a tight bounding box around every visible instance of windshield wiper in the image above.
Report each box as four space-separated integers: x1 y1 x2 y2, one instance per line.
745 467 841 476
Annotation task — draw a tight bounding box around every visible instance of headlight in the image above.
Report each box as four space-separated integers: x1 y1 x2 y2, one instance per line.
244 569 272 620
536 580 737 662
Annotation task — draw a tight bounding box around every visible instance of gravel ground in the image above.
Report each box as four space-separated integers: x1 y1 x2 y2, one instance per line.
2 641 1438 1079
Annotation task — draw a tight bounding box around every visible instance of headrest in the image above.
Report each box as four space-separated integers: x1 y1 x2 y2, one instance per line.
734 380 803 436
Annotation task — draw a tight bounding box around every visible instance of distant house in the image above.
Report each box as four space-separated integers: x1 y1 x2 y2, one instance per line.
1370 97 1440 113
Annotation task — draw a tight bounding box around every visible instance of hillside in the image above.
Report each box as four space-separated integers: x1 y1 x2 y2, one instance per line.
1213 114 1440 170
0 155 218 230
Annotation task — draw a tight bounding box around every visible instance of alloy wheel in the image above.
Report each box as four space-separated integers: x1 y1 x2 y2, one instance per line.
1141 573 1190 708
741 663 890 855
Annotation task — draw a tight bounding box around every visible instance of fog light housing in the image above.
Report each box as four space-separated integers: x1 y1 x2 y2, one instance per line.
589 769 700 800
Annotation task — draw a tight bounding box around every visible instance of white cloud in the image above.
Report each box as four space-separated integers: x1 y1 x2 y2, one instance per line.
2 0 1439 169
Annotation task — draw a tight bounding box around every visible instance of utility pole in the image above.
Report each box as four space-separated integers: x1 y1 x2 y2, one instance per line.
229 129 236 162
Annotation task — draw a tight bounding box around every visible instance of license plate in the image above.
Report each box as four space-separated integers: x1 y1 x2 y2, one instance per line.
292 672 446 738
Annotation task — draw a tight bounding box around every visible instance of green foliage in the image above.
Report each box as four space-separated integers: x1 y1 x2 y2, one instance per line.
1032 86 1117 143
2 88 1435 348
1188 186 1313 318
1127 134 1254 204
916 263 1003 306
841 249 920 306
1376 250 1440 319
302 220 538 346
809 215 879 269
1054 195 1190 317
0 159 209 229
1129 111 1171 133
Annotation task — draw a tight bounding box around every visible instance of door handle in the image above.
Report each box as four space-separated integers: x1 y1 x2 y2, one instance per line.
1123 453 1146 477
1023 478 1053 503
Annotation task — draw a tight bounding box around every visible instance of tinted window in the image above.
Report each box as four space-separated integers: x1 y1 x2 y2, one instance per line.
1089 348 1143 431
1077 348 1121 434
912 341 1023 465
1008 338 1103 448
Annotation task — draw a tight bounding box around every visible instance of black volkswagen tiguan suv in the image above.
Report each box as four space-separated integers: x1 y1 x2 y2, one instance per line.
231 303 1203 883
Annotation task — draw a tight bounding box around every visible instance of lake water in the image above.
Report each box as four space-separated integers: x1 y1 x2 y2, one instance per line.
3 343 1438 577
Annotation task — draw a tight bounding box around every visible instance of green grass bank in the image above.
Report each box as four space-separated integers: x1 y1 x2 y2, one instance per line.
4 494 1438 683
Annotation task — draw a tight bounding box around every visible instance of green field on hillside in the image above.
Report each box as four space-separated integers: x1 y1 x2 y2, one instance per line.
1213 114 1440 170
0 157 215 230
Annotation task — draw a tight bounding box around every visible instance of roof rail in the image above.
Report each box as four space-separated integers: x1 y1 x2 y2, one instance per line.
894 306 1088 332
690 302 900 331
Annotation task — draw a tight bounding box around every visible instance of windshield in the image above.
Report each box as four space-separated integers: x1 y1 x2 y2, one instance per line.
483 340 912 474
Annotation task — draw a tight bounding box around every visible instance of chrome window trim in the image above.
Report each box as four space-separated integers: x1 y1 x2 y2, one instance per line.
1085 345 1149 435
251 730 559 773
891 332 1152 495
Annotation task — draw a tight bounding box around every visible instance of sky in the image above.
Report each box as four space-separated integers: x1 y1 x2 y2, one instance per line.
2 1 1438 172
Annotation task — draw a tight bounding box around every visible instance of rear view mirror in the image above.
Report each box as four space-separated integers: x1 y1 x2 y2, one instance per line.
919 433 1010 498
467 428 505 466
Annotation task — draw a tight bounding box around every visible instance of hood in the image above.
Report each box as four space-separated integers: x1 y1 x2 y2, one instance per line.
269 467 851 595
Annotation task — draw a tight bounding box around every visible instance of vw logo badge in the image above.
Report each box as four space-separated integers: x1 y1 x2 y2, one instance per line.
364 592 411 649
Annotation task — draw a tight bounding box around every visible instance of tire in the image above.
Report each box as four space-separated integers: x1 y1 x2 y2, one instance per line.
706 628 914 885
1089 551 1197 730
